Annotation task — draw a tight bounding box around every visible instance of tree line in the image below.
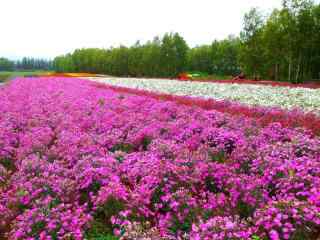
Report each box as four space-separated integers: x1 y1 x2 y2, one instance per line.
0 57 53 71
53 0 320 82
240 0 320 82
53 33 241 78
0 58 15 71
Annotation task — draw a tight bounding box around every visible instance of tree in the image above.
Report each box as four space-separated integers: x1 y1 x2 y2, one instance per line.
0 58 14 71
160 33 188 77
240 7 266 79
188 45 213 73
262 9 288 81
140 37 162 77
53 54 75 72
311 4 320 79
128 41 144 77
212 36 241 76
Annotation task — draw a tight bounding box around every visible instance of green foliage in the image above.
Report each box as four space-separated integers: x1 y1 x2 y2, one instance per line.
191 74 231 81
87 234 119 240
85 197 124 240
0 71 49 82
211 36 241 76
53 33 189 78
209 151 226 163
240 1 320 82
251 235 261 240
53 32 241 78
16 57 53 71
237 200 256 219
52 1 320 84
168 208 198 235
0 58 14 71
240 8 266 79
141 136 152 151
30 221 46 237
95 197 125 228
53 33 241 78
100 198 124 222
0 157 16 171
85 219 119 240
205 177 223 194
160 33 189 77
140 37 162 77
187 45 213 74
110 143 134 153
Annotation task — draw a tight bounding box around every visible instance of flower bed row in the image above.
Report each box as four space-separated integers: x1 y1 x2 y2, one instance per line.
41 73 99 78
93 82 320 136
178 78 320 89
91 77 320 113
1 77 320 239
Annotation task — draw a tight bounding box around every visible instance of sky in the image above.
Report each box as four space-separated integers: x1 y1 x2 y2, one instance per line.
0 0 282 60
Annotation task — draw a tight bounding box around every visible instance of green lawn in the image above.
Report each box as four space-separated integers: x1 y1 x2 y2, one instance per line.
191 74 232 81
0 71 50 82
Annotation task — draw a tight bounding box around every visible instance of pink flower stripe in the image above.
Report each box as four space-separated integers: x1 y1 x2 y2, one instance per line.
1 77 320 240
93 82 320 136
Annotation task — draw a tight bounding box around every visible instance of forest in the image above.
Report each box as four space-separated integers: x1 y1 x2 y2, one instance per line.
0 57 53 71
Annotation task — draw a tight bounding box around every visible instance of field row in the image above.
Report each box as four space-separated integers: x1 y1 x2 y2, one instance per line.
93 82 320 136
1 77 320 239
91 77 320 114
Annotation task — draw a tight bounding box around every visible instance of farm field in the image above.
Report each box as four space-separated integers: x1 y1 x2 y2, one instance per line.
179 78 320 89
1 77 320 240
1 0 320 238
0 71 50 82
90 77 320 113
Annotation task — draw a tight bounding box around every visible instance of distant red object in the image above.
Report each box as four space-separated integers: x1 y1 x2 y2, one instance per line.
178 73 190 80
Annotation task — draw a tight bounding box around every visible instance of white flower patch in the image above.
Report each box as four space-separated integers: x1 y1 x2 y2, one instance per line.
89 77 320 113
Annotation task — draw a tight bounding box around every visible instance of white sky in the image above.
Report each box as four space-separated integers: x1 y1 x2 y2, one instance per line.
1 0 282 59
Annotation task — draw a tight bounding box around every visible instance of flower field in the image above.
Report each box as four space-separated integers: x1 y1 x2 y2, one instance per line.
1 77 320 240
92 77 320 114
177 78 320 90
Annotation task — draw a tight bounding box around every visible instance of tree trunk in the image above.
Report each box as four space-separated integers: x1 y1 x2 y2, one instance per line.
295 54 302 83
288 60 292 82
275 64 279 82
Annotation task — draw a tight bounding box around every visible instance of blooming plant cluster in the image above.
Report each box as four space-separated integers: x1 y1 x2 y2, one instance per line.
1 77 320 240
94 83 320 136
91 77 320 113
178 77 320 89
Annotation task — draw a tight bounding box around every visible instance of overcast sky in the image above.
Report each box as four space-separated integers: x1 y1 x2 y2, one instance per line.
1 0 282 59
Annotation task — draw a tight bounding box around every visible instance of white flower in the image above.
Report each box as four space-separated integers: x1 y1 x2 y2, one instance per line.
90 77 320 114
